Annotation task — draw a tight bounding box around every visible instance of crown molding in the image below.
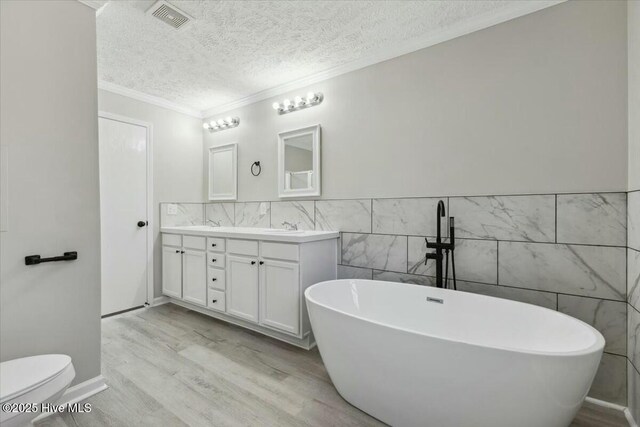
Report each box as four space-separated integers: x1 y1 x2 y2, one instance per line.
78 0 103 10
98 81 203 119
78 0 110 16
202 0 565 118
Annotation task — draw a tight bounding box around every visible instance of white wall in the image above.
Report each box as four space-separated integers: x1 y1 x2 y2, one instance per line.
204 0 628 201
98 90 204 296
0 0 101 383
630 0 640 192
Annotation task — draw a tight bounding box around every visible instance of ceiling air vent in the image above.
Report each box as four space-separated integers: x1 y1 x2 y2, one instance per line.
146 1 193 30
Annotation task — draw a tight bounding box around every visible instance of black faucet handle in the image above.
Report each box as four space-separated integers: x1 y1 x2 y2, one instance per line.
425 237 437 249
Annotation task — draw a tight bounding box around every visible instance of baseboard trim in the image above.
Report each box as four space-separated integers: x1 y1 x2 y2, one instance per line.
33 375 108 422
585 396 634 426
585 396 627 412
625 408 639 427
152 296 170 306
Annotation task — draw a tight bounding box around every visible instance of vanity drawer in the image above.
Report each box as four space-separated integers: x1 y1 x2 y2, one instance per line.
227 239 259 256
261 241 299 262
162 234 182 247
183 235 206 250
207 289 226 312
208 254 226 269
207 237 226 252
208 267 226 290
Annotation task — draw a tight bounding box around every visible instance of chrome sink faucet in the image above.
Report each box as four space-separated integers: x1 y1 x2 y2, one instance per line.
282 221 298 231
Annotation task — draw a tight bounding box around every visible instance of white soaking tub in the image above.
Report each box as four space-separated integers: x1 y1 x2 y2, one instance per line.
305 279 604 427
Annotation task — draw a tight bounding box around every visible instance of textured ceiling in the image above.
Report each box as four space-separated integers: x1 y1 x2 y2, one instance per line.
96 1 557 113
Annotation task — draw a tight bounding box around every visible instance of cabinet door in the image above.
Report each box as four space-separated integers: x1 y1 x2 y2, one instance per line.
182 249 207 306
226 254 259 322
260 259 300 335
162 246 182 299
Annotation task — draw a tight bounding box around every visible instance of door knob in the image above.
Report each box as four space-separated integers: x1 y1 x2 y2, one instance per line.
137 221 147 227
212 299 217 303
259 261 264 265
212 278 217 281
251 261 256 265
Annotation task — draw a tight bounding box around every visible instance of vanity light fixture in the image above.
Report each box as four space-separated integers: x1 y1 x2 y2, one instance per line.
203 116 240 132
272 92 323 115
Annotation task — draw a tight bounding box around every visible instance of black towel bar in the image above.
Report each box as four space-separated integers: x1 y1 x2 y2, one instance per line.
25 251 78 265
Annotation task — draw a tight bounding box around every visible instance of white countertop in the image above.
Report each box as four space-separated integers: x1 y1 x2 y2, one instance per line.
160 226 339 243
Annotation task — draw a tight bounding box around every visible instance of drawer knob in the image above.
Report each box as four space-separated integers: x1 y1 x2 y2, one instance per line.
212 258 217 262
212 278 217 281
181 250 185 254
251 261 256 265
175 250 180 253
212 299 217 303
211 243 217 247
259 261 264 265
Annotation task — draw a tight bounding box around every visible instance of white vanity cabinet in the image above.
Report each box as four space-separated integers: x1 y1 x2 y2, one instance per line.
161 234 207 306
260 258 300 335
182 249 207 306
160 226 338 349
161 245 182 299
226 254 260 322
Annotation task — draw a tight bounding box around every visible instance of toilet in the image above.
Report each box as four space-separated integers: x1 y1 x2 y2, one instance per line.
0 355 75 427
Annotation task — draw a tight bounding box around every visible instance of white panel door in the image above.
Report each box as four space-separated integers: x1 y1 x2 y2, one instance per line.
99 117 148 316
162 246 182 299
260 259 299 335
226 254 259 322
182 249 206 306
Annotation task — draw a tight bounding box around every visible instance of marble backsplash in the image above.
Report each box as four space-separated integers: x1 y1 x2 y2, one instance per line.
160 191 632 406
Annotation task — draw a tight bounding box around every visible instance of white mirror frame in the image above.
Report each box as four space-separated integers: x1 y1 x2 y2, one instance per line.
278 124 321 198
208 142 238 201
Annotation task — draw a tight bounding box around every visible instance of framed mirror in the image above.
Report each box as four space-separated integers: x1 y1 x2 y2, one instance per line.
208 142 237 201
278 125 321 198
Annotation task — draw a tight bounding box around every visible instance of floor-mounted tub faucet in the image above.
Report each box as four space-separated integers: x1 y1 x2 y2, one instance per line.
424 200 457 289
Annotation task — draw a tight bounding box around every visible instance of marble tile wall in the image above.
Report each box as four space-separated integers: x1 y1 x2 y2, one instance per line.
235 202 270 228
160 203 204 227
160 192 629 405
448 195 555 242
271 201 315 230
628 190 640 418
204 203 234 227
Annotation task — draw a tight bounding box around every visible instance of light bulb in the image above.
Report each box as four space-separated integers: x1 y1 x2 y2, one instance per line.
294 96 302 105
217 119 225 126
202 123 210 130
225 117 233 125
272 102 280 110
283 99 291 107
306 92 315 101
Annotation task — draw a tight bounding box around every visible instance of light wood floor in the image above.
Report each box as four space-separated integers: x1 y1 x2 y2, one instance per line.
37 303 628 427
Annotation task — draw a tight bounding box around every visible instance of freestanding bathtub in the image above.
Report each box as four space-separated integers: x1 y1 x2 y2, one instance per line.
305 279 604 427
